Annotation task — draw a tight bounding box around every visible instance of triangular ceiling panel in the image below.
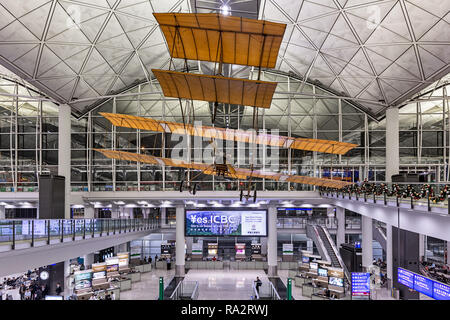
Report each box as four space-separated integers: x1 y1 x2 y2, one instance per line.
13 45 40 76
378 1 411 41
0 44 38 63
97 14 133 50
0 0 446 119
2 0 50 18
406 0 450 19
297 1 337 20
17 1 52 40
418 47 447 78
0 20 38 42
347 48 374 75
0 5 16 30
326 13 358 44
45 44 91 74
405 1 441 40
116 0 155 20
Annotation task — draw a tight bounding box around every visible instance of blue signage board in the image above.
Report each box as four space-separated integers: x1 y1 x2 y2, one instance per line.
351 272 371 296
413 274 433 297
398 267 414 288
397 267 450 300
433 282 450 300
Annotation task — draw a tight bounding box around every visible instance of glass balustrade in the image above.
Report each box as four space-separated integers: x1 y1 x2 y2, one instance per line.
0 218 160 250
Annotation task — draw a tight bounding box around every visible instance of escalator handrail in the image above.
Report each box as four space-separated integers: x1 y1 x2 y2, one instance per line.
319 226 352 286
307 224 332 264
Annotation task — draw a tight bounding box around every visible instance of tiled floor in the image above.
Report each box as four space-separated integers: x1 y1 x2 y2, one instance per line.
277 270 309 300
120 269 269 300
120 268 175 300
183 269 269 300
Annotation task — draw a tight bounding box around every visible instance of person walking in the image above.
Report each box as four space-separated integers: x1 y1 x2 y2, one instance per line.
255 277 262 294
55 282 62 296
19 283 26 300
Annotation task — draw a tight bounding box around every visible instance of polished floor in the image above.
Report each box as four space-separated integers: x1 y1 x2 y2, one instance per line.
183 269 269 300
120 268 175 300
119 268 397 300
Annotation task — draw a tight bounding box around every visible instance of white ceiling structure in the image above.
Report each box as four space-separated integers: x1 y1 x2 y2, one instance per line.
0 0 447 120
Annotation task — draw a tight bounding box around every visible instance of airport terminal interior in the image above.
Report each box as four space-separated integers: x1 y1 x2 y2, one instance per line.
0 0 449 302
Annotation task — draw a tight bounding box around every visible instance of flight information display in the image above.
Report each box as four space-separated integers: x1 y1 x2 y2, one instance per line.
397 267 450 300
351 272 371 296
398 267 414 288
185 210 267 236
433 282 450 300
413 274 433 297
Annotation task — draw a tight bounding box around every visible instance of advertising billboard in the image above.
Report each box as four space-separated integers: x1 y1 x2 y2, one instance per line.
185 209 267 236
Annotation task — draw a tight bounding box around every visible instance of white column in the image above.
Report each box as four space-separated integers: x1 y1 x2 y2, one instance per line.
362 215 373 269
0 205 5 219
447 241 450 265
83 253 95 268
161 207 167 227
386 107 399 182
84 205 95 219
386 224 393 286
419 234 425 261
307 240 313 252
111 205 119 219
260 237 268 256
64 260 71 297
186 237 193 255
336 206 345 248
58 104 71 219
175 205 185 276
267 205 277 277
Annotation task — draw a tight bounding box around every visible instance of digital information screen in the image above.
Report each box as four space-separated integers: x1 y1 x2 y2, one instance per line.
351 272 371 296
433 282 450 300
413 274 433 297
185 210 267 236
398 267 414 288
397 267 450 300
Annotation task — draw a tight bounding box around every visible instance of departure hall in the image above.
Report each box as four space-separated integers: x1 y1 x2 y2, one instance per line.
0 0 449 307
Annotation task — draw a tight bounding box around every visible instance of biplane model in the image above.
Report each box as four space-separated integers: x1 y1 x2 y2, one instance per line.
94 13 356 200
95 148 354 202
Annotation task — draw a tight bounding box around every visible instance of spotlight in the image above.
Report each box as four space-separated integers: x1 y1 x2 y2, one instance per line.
220 4 230 15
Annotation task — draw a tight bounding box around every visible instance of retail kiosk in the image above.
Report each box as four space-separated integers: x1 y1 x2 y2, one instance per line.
235 243 246 261
91 263 109 291
251 243 262 261
207 243 218 259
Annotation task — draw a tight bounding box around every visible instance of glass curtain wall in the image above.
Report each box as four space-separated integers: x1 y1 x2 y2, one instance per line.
0 71 448 192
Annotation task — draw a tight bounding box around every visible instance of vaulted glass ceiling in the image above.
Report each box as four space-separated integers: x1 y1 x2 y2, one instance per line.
0 0 448 120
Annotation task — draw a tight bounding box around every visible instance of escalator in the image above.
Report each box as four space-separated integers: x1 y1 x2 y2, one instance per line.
373 223 387 251
306 224 351 283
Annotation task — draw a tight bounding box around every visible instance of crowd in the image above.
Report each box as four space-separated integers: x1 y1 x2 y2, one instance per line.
0 269 56 300
420 261 450 285
321 181 450 204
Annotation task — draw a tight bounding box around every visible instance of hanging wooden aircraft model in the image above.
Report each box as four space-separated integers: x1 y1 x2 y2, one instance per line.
94 13 357 201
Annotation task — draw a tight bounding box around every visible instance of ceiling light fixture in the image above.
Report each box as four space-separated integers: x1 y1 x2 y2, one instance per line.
220 4 230 15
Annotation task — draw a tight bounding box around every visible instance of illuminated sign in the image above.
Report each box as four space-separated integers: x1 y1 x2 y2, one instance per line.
185 210 267 236
397 267 450 300
351 272 371 296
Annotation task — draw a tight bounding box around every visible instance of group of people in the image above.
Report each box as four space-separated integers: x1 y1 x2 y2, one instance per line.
421 261 450 284
0 269 60 300
321 181 450 204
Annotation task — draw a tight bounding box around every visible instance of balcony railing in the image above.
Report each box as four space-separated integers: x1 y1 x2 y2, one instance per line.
320 183 450 214
0 218 160 251
277 217 340 229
